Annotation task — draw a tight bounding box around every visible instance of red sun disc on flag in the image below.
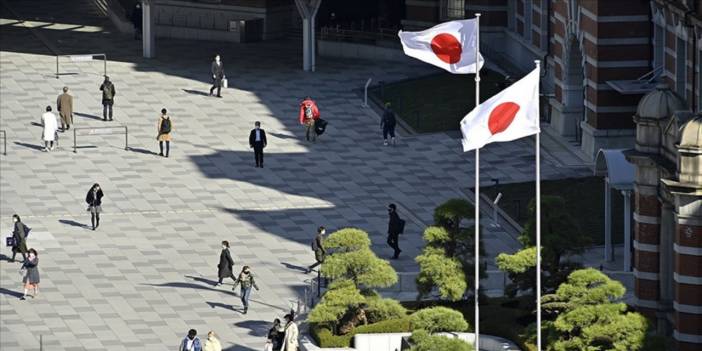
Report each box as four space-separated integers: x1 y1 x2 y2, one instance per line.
431 33 462 64
488 102 520 135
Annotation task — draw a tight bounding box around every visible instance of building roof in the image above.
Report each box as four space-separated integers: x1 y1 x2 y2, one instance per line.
678 114 702 151
594 149 635 190
636 83 687 120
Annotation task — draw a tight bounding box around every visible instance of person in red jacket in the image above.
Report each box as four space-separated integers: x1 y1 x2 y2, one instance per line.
299 96 320 142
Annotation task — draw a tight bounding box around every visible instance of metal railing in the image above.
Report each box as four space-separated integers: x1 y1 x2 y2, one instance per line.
56 53 107 78
0 130 6 155
319 27 399 46
73 125 128 153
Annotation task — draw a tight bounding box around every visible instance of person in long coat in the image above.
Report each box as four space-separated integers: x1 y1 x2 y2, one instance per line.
156 108 172 157
217 240 235 286
280 314 299 351
41 106 58 152
11 214 29 263
86 183 104 230
56 86 73 131
20 248 40 300
99 76 116 121
209 54 224 97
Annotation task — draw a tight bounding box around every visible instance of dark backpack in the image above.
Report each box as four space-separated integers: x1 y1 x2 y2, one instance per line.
160 118 171 134
311 237 318 251
398 219 406 234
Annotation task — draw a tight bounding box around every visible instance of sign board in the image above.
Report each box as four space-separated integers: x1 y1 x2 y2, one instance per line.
69 55 94 62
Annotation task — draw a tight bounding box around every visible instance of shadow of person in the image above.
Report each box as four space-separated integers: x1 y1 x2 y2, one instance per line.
59 219 89 229
280 262 308 273
206 301 237 312
182 89 211 97
0 287 24 298
233 320 271 337
128 147 159 156
74 112 103 121
185 275 219 287
13 142 45 151
268 132 299 141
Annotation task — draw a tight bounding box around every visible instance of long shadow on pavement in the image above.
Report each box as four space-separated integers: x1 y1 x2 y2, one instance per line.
233 320 270 337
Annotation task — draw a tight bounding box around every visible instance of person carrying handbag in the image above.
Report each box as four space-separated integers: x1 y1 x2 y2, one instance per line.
10 214 29 263
209 54 225 98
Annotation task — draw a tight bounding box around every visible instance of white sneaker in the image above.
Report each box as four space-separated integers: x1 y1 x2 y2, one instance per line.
383 140 388 146
42 147 48 152
50 145 55 151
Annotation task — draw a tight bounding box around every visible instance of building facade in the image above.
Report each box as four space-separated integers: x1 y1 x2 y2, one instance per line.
403 1 702 162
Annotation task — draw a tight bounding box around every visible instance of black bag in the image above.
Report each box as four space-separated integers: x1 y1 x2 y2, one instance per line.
315 118 328 135
311 238 318 251
160 118 171 134
5 236 14 247
398 219 406 234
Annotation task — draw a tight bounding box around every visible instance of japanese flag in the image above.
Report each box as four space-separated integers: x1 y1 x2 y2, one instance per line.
398 19 484 74
461 67 540 151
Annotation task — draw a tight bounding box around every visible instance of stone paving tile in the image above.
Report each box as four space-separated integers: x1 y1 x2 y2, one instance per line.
0 0 590 349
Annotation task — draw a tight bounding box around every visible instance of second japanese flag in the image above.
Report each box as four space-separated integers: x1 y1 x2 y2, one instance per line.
461 67 541 151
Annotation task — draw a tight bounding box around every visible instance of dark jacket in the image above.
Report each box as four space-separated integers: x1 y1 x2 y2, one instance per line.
313 233 325 262
381 108 396 129
388 211 402 236
86 188 104 207
218 248 235 278
249 129 267 147
268 325 285 349
100 81 116 104
12 221 29 253
131 5 142 29
211 61 224 81
22 256 40 284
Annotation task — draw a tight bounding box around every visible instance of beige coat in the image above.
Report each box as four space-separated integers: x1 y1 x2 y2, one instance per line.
157 116 172 142
280 321 298 351
56 93 73 125
203 336 222 351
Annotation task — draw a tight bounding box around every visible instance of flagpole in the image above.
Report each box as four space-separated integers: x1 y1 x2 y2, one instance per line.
534 59 542 351
474 12 481 351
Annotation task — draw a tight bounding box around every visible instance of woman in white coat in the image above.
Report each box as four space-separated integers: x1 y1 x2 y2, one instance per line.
280 314 299 351
41 105 59 151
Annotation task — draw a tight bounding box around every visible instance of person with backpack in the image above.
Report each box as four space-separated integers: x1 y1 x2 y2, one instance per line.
298 96 320 142
232 265 259 314
99 76 116 121
10 214 29 263
306 226 326 274
156 108 172 157
380 102 397 146
387 203 405 259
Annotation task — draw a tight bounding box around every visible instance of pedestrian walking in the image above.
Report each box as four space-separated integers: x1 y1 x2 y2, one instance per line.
179 329 203 351
298 96 320 142
280 313 299 351
203 331 222 351
10 214 29 263
40 106 59 152
232 265 259 314
130 3 142 40
306 226 326 274
99 76 116 121
217 240 236 286
249 121 267 168
85 183 104 230
56 86 73 131
380 102 396 146
209 54 225 98
266 318 285 351
156 108 172 157
20 248 39 300
386 203 405 259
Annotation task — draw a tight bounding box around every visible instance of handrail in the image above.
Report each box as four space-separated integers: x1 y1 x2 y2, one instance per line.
362 78 372 107
0 130 6 155
56 53 107 78
72 125 128 153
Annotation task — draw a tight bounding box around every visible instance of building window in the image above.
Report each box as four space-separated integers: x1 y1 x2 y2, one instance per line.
653 23 664 71
441 0 465 20
524 0 532 42
676 36 687 98
508 0 516 31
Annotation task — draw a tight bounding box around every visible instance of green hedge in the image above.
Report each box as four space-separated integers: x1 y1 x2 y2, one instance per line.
410 330 473 351
311 317 411 348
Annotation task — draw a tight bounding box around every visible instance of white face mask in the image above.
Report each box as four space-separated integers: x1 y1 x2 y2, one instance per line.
13 217 17 223
321 230 325 235
222 245 227 249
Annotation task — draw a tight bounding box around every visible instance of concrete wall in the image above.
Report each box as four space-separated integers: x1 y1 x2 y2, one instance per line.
153 0 293 42
318 40 415 64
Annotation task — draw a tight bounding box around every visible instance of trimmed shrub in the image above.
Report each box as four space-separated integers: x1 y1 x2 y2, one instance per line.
310 317 411 348
322 247 398 288
410 306 469 334
324 228 372 252
365 297 408 324
415 247 467 300
410 330 473 351
308 280 365 328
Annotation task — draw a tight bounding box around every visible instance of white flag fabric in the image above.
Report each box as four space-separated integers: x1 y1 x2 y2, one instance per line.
398 19 484 74
461 67 540 151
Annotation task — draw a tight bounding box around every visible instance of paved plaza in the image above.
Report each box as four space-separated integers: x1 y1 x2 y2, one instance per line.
0 1 590 350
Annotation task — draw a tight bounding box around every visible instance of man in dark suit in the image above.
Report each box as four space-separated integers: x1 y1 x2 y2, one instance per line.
209 54 224 98
387 203 403 259
249 121 267 168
